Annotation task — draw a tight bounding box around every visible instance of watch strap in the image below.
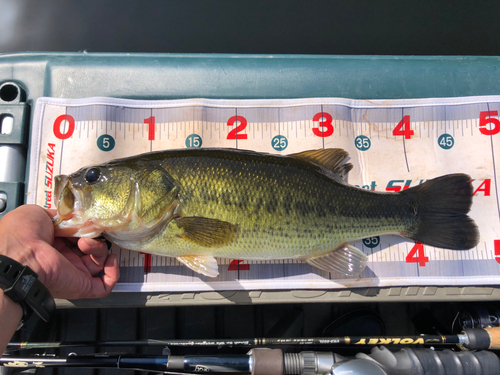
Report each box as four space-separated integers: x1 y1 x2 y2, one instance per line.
0 254 55 322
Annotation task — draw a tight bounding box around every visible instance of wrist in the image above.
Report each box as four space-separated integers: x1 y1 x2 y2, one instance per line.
0 289 23 328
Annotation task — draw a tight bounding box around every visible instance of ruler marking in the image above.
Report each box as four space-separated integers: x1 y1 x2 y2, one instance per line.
321 105 325 149
150 108 153 152
401 108 410 172
57 107 68 174
235 108 238 149
368 115 372 139
486 103 500 222
278 108 281 139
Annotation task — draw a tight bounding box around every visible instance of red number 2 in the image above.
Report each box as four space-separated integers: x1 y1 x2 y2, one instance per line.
227 116 248 140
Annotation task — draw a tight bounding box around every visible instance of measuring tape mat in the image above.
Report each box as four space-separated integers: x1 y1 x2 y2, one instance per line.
27 96 499 292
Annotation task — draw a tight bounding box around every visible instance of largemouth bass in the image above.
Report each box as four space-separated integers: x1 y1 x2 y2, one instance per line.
52 148 479 277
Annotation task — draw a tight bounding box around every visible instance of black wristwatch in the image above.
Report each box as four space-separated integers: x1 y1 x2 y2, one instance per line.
0 254 55 328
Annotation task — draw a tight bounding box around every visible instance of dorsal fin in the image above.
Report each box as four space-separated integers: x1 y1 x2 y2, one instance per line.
289 148 353 181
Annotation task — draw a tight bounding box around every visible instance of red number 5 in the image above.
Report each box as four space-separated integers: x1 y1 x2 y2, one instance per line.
479 111 500 135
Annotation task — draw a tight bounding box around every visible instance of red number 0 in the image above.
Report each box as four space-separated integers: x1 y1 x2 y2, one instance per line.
479 111 500 135
53 114 75 139
227 116 248 140
312 112 334 137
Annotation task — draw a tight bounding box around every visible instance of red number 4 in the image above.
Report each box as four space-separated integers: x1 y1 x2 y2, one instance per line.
393 115 413 139
405 242 429 266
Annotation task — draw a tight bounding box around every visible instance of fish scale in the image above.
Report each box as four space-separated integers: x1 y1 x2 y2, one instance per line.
112 151 411 256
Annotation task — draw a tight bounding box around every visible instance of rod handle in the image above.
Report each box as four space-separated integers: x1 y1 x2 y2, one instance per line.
484 327 500 350
251 349 283 375
464 327 500 350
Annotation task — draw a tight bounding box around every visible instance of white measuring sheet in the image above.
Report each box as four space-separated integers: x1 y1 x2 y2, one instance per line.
28 96 500 292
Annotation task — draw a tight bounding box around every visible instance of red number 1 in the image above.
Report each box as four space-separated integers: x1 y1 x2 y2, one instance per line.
145 116 155 141
141 252 152 274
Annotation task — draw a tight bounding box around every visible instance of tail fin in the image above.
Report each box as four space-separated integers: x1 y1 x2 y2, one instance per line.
402 174 479 250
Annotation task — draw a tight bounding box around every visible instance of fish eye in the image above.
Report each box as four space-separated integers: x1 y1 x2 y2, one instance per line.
84 167 101 184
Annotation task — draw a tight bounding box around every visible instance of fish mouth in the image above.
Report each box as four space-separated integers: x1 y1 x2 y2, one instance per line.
52 175 95 236
53 176 79 220
56 177 75 217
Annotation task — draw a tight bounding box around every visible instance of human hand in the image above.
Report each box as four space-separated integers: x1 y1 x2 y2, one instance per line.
0 205 119 299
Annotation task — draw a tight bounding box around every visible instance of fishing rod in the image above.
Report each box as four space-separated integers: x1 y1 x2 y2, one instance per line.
2 347 500 375
7 327 500 351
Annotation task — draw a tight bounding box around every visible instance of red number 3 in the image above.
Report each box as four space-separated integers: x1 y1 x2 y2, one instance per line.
312 112 334 137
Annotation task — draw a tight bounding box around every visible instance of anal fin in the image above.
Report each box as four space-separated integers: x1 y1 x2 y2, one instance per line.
177 255 219 278
305 244 367 276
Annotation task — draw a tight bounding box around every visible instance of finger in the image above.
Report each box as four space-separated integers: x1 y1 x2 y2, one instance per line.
78 238 110 268
56 243 89 275
89 254 120 298
81 255 106 276
45 209 58 219
53 238 85 259
63 237 79 245
103 254 120 294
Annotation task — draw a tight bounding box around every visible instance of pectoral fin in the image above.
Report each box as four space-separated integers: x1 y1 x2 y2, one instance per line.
175 216 238 247
305 243 367 276
177 255 219 277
